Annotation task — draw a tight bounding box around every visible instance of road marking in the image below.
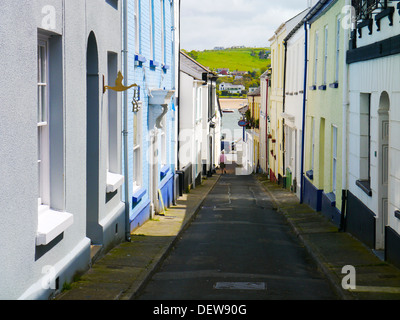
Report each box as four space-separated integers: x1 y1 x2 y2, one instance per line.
214 282 266 290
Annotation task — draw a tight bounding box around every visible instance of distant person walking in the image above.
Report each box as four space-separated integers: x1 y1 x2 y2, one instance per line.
219 150 227 175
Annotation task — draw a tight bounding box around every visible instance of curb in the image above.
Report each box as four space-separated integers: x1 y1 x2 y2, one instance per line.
120 175 221 300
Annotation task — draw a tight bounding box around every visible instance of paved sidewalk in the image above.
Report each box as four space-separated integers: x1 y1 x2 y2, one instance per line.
57 175 220 300
256 174 400 300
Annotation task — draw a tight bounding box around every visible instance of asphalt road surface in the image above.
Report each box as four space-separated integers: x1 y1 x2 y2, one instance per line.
135 173 338 300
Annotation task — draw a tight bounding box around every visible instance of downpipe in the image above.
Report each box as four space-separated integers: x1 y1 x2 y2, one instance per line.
339 0 350 232
123 0 131 242
300 21 308 204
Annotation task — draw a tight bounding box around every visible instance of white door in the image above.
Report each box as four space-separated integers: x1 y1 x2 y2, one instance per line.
376 92 390 250
149 130 159 218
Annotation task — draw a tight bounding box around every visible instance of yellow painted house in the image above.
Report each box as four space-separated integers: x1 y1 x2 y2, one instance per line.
303 0 347 227
247 88 261 171
269 23 286 183
269 10 308 184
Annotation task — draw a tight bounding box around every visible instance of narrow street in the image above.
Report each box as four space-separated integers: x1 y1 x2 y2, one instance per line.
135 170 339 300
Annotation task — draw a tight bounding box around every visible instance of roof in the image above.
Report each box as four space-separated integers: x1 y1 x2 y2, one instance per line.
284 0 337 42
260 68 271 79
247 87 261 96
180 51 215 80
238 105 249 115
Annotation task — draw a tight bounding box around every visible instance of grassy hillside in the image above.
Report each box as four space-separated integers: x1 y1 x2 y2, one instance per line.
185 47 270 73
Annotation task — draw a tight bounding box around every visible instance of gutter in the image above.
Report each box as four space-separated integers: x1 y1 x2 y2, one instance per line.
340 0 350 231
122 0 131 242
300 21 308 204
177 0 181 170
282 40 288 179
284 0 332 43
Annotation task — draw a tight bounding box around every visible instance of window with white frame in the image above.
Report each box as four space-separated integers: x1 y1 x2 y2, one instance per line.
149 0 154 60
133 105 143 188
335 17 340 83
196 85 202 122
314 31 319 86
160 0 165 64
332 125 338 193
161 117 167 166
37 37 50 206
134 0 140 54
311 117 315 171
360 93 371 183
323 26 328 85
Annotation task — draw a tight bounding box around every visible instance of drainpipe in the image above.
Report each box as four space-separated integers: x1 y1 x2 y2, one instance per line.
122 0 131 242
300 21 308 204
177 0 181 170
282 40 288 186
266 76 269 177
340 0 350 231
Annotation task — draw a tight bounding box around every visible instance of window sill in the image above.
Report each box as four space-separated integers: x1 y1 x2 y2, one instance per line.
150 60 160 68
132 186 146 204
36 206 74 246
160 165 170 179
356 179 372 196
162 64 170 72
329 82 339 89
134 54 146 67
324 192 336 207
106 172 124 193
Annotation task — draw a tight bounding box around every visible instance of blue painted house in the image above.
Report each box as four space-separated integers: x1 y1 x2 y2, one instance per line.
122 0 179 233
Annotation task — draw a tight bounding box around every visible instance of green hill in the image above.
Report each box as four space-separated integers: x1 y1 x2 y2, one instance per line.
184 47 271 73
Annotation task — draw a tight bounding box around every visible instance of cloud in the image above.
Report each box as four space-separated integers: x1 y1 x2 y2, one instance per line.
181 0 308 50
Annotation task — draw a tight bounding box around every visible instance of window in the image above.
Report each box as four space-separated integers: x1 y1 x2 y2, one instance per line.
314 31 319 86
161 120 167 166
311 117 315 171
106 0 118 9
37 37 50 206
160 0 165 64
134 0 140 54
323 26 328 85
149 0 154 60
196 85 202 122
358 93 371 194
335 17 340 83
133 104 143 188
36 33 73 246
332 125 338 193
107 52 118 173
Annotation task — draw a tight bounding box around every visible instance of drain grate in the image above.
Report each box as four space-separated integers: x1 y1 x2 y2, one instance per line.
214 282 266 290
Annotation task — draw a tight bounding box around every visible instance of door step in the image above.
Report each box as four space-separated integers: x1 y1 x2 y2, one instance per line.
372 249 385 261
90 245 103 264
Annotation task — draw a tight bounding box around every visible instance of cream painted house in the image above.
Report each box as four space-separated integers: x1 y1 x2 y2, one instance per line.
303 0 347 227
346 0 400 264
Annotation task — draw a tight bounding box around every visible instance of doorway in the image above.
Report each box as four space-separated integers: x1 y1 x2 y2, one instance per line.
86 32 102 245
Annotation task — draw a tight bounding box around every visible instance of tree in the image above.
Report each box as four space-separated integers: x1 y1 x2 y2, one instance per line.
188 50 199 60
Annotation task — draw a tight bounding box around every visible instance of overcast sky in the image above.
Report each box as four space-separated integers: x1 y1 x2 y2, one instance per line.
180 0 309 51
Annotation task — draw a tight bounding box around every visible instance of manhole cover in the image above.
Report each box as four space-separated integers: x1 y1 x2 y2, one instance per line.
214 282 266 290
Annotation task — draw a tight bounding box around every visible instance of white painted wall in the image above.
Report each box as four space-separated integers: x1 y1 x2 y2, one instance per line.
0 0 123 299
